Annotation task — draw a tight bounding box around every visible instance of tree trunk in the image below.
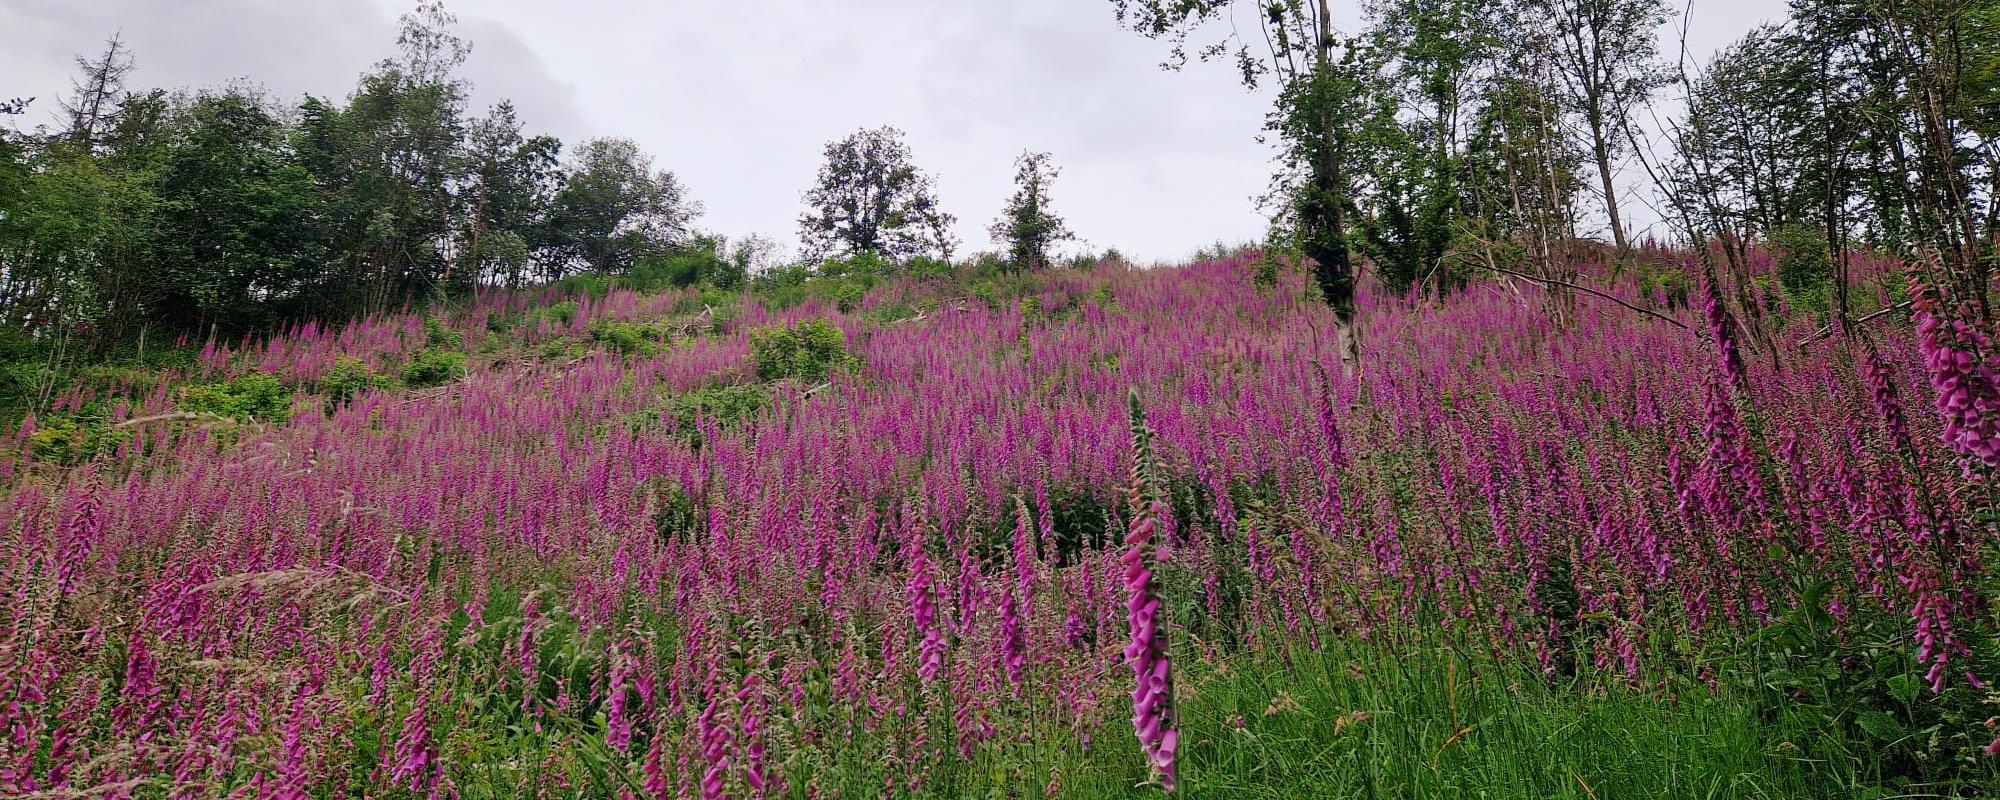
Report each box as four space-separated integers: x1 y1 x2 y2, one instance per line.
1589 113 1628 252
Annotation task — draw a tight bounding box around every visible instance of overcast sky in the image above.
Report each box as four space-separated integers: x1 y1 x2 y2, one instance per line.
2 0 1790 262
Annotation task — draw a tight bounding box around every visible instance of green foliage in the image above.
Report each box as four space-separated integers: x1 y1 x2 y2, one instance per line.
542 137 699 274
27 412 130 464
1 359 56 414
967 251 1011 279
176 371 294 423
1770 223 1834 311
543 300 580 327
904 255 955 280
423 316 463 349
672 287 737 318
748 318 855 383
1640 268 1688 308
1711 580 2000 794
751 261 876 314
864 302 923 325
588 319 672 356
832 282 866 313
799 126 957 261
549 273 613 300
319 356 393 407
988 151 1073 270
818 250 891 280
626 246 741 293
401 350 466 387
663 383 771 429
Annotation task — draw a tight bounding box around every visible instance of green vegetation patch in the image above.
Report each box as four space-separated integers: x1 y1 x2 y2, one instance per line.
748 318 857 383
176 371 294 423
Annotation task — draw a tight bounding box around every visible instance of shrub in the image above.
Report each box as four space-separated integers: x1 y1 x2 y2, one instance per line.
544 300 580 327
749 318 855 382
423 316 463 349
665 383 771 429
1770 224 1834 311
549 273 612 299
589 320 672 356
968 251 1010 278
402 350 466 387
674 288 738 317
833 282 866 313
819 251 890 279
865 303 921 325
28 413 130 464
177 372 295 423
2 360 56 411
628 250 733 292
905 255 954 280
320 357 392 407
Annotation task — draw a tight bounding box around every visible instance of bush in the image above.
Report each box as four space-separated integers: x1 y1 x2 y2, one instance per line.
320 357 392 407
549 273 612 299
27 413 129 464
423 316 463 349
968 251 1011 278
402 350 466 387
543 300 580 327
819 251 890 279
833 282 866 313
1 359 55 411
589 320 673 356
628 250 733 293
749 318 856 383
905 255 955 281
674 288 738 317
176 372 295 423
664 383 771 429
1770 224 1834 311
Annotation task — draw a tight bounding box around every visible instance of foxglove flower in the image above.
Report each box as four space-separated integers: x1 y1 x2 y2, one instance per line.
1121 391 1178 791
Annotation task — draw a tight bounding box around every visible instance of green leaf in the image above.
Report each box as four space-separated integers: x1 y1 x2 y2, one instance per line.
1854 710 1905 742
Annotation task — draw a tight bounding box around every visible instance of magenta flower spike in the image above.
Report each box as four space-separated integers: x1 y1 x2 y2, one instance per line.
1122 390 1178 791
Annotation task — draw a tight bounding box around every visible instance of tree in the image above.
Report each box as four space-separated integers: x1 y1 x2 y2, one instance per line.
292 0 473 313
1266 49 1382 311
989 151 1074 270
60 34 135 151
798 126 957 262
462 102 561 288
1530 0 1668 252
1109 0 1367 367
146 90 323 333
545 137 700 275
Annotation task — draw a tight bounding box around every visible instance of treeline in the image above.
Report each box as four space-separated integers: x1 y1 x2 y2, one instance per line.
0 3 1091 359
1114 0 2000 328
0 3 725 348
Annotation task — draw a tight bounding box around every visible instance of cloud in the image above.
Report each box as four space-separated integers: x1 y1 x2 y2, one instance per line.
0 0 583 143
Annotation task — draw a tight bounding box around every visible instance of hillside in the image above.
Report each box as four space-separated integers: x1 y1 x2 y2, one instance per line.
4 250 1996 797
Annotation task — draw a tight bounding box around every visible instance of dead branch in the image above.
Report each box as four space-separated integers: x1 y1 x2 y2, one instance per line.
1794 300 1914 350
1480 264 1690 330
111 411 231 429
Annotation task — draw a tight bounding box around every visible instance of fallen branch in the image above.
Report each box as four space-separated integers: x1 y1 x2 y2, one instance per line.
399 381 468 405
111 411 231 429
1482 264 1689 330
1794 300 1913 350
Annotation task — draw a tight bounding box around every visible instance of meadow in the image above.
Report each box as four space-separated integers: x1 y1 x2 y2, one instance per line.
2 248 1997 799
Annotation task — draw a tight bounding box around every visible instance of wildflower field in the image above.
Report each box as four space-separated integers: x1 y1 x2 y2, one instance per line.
4 250 1999 798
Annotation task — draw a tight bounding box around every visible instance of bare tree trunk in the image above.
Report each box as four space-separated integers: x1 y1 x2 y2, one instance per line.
1590 115 1628 252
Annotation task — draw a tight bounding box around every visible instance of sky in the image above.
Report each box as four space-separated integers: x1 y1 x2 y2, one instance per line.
1 0 1792 262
